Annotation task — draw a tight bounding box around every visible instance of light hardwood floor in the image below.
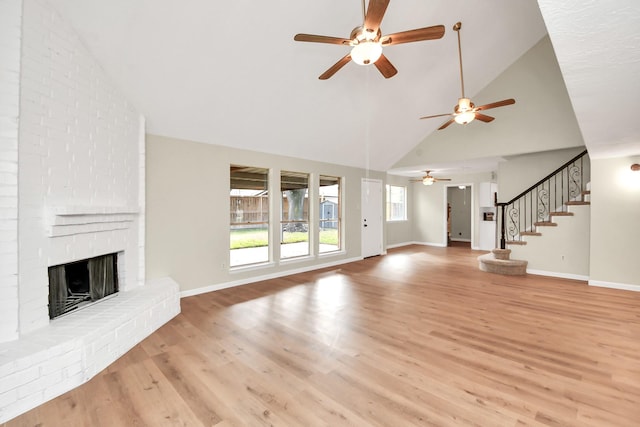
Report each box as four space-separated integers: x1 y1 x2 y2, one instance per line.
6 245 640 426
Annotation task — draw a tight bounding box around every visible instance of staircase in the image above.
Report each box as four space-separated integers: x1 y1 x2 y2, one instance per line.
478 150 590 276
506 185 590 245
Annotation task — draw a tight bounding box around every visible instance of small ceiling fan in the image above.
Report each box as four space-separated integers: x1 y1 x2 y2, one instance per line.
410 171 452 186
294 0 445 80
420 22 515 129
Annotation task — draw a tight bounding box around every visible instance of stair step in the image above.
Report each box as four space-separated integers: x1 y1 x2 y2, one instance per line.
521 231 542 236
477 253 527 276
534 221 557 227
506 240 527 245
550 211 574 217
566 201 590 205
492 248 512 260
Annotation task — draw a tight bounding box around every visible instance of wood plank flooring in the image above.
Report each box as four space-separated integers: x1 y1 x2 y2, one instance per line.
6 245 640 426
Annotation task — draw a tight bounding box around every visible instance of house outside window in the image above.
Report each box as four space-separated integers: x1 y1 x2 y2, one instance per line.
319 175 341 253
386 185 407 221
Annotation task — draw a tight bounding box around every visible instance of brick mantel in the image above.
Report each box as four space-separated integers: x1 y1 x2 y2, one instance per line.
47 206 139 237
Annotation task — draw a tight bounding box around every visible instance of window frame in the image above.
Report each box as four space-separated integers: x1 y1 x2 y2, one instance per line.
280 170 310 260
229 165 271 268
319 175 342 254
386 184 408 222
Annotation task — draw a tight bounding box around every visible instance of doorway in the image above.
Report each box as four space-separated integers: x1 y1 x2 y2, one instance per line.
446 185 472 247
361 178 383 258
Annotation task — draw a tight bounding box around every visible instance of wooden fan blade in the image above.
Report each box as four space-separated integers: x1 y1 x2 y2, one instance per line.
381 25 445 46
294 34 352 45
475 98 515 111
435 178 452 182
364 0 390 34
420 112 452 120
318 54 352 80
474 113 495 123
373 54 397 79
438 118 455 130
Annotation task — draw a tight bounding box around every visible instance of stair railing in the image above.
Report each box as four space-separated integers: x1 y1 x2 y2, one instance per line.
495 149 589 249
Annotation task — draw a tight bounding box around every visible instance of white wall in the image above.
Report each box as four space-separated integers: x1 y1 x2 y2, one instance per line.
146 134 386 294
0 0 22 343
589 156 640 290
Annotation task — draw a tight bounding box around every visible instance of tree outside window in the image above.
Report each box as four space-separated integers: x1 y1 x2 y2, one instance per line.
281 171 309 259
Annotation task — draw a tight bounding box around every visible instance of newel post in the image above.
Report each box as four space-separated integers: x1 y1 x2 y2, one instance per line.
499 204 506 249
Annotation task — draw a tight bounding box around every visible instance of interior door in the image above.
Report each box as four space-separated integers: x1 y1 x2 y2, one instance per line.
361 178 383 258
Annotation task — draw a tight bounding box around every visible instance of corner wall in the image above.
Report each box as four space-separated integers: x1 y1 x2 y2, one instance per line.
589 156 640 290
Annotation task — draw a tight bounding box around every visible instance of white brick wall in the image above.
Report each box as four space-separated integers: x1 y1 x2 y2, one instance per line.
0 0 22 344
0 0 181 422
18 0 142 334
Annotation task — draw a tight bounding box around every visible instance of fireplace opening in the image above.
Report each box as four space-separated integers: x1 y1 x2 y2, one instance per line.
48 253 119 319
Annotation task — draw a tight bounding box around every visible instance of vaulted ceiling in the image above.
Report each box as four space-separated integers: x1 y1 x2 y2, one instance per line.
47 0 640 173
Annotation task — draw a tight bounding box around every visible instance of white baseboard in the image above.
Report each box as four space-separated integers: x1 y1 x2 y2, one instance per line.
527 269 589 281
386 242 413 249
413 241 447 248
386 241 447 249
180 256 362 298
588 279 640 292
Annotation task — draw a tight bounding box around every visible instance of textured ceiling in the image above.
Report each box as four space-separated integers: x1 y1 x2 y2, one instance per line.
537 0 640 160
46 0 548 172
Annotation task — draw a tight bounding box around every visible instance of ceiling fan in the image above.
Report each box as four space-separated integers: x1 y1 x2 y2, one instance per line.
410 171 452 186
420 22 515 129
294 0 445 80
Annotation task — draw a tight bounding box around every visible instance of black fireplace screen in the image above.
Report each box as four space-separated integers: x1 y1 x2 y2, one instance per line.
48 253 119 319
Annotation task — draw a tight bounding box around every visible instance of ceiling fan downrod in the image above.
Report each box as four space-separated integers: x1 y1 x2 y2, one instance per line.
454 22 466 100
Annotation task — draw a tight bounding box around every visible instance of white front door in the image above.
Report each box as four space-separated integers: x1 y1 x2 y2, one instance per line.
361 178 383 258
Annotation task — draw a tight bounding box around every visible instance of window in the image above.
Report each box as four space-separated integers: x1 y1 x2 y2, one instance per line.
281 171 309 259
230 165 269 267
319 175 341 253
386 185 407 221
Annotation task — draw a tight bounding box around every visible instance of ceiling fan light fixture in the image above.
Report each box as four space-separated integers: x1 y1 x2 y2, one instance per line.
454 111 475 125
457 97 473 111
422 176 435 185
351 41 382 65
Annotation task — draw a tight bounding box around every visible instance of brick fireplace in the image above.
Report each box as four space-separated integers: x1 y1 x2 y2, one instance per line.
0 0 180 422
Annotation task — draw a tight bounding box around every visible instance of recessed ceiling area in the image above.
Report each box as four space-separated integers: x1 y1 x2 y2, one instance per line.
46 0 640 174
